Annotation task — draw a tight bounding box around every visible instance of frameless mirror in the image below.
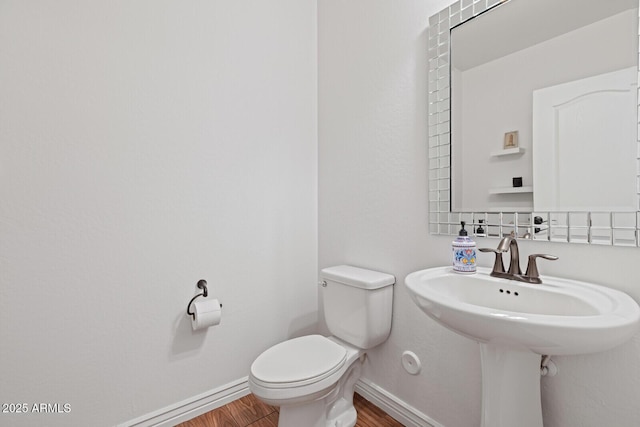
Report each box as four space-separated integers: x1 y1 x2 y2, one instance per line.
428 0 640 246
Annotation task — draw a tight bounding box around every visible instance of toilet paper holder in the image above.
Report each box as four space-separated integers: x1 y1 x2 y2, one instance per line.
187 279 222 320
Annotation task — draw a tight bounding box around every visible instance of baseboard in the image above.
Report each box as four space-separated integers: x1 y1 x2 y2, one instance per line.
117 377 250 427
118 375 442 427
355 378 445 427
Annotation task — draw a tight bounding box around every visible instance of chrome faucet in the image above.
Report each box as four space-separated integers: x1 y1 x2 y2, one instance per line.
479 236 558 284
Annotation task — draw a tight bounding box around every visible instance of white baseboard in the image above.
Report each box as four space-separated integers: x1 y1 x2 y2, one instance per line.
355 378 444 427
118 376 443 427
117 377 250 427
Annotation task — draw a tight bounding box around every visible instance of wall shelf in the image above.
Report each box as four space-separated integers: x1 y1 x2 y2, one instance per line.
489 186 533 195
490 147 525 157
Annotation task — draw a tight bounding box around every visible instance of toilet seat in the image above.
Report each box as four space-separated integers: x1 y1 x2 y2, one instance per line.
250 335 347 389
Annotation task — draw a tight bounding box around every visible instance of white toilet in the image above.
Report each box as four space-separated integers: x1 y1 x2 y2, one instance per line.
249 265 395 427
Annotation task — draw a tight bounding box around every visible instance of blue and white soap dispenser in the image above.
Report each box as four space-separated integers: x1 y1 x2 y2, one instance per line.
452 221 476 273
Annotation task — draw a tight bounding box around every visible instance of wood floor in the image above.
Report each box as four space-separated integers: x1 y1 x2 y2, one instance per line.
176 392 404 427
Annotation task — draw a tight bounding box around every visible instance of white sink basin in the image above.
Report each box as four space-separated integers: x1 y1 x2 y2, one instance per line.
405 266 640 355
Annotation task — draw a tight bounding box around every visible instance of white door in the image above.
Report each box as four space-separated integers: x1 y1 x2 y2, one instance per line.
532 67 637 211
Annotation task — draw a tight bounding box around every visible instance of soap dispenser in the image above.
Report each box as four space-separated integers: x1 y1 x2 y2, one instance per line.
452 221 476 273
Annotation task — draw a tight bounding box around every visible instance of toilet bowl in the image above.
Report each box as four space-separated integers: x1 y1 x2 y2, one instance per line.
248 265 395 427
250 335 363 427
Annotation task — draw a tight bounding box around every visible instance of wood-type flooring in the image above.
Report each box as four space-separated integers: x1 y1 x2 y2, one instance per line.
176 392 404 427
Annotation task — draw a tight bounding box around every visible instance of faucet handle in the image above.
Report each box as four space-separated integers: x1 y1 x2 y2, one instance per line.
525 254 558 280
479 248 505 275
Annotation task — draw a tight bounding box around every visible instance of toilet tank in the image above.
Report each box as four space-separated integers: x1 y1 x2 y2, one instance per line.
320 265 395 349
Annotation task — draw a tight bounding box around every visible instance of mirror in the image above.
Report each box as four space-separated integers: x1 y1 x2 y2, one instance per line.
428 0 640 246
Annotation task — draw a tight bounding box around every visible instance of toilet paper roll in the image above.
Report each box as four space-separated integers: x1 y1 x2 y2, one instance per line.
190 298 222 331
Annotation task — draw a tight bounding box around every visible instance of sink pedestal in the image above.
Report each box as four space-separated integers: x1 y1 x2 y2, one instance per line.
480 344 543 427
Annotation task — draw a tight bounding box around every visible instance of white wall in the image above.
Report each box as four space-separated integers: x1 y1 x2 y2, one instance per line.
319 1 640 427
0 1 317 426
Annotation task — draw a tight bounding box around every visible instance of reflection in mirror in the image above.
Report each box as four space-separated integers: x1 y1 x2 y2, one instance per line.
451 0 637 212
532 67 637 211
428 0 640 246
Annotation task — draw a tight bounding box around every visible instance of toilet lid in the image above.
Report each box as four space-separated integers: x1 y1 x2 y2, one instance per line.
251 335 347 386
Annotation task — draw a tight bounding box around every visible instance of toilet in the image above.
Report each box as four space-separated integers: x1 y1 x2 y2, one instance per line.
249 265 395 427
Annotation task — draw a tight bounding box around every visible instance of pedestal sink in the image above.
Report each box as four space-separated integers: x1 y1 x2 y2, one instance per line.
405 266 640 427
